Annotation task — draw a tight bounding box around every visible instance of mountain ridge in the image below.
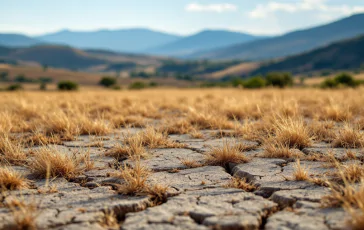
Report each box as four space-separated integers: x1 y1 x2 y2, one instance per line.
189 13 364 60
146 30 267 56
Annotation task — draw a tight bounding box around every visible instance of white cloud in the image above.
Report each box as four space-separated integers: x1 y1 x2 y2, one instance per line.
249 0 364 19
186 3 237 13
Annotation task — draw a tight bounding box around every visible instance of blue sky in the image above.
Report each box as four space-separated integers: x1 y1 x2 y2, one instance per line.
1 0 364 36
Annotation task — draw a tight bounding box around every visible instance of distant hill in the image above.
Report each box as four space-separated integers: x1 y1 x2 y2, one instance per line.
251 35 364 75
147 30 266 56
0 45 166 70
2 45 107 69
36 29 182 53
190 13 364 60
0 34 43 47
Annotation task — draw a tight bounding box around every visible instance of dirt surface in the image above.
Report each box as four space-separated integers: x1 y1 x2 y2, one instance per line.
0 127 354 230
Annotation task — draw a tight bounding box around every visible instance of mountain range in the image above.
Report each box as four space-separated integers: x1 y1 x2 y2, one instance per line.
251 35 364 75
0 45 166 70
190 13 364 60
146 30 267 56
34 29 181 53
0 29 265 56
0 13 364 72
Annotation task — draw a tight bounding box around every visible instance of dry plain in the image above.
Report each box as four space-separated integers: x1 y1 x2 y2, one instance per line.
0 88 364 230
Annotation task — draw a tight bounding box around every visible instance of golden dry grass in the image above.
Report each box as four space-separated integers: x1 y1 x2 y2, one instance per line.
6 198 40 230
225 177 257 192
205 141 250 167
29 147 83 179
292 159 310 181
0 167 30 191
117 160 150 195
262 139 301 159
333 124 364 148
273 117 312 149
2 88 364 228
0 134 27 165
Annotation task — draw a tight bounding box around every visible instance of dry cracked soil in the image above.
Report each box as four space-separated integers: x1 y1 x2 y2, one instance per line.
0 128 354 230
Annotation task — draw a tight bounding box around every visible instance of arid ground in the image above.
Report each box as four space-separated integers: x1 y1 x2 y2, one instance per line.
1 89 364 230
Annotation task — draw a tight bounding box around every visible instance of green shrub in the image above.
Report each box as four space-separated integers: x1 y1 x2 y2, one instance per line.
99 77 117 87
321 78 338 88
231 78 245 87
266 72 293 88
334 73 358 87
243 76 266 89
129 81 147 90
321 73 360 89
7 84 23 91
149 82 158 87
58 81 79 91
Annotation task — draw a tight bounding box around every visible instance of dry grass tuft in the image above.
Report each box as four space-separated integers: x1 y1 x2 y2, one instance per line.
101 209 119 228
334 162 364 183
0 167 30 191
187 110 234 130
29 147 83 179
262 139 301 159
0 134 27 165
308 120 336 142
322 168 364 230
23 132 62 146
273 118 312 149
137 127 185 148
321 104 352 122
225 177 257 192
180 159 203 168
144 184 169 206
117 160 150 195
6 198 40 230
112 116 145 128
292 159 309 181
332 124 364 148
205 141 249 167
159 119 194 135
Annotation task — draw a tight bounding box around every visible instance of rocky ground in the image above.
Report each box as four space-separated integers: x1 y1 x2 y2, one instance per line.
0 128 356 230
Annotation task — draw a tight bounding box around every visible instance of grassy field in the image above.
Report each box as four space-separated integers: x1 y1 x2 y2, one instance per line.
0 88 364 229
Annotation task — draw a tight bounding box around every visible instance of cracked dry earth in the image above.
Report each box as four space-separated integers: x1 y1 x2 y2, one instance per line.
0 128 355 230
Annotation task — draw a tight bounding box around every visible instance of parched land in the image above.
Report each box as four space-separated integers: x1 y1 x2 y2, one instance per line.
0 89 364 230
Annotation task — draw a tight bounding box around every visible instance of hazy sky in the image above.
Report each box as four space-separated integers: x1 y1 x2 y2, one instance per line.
1 0 364 36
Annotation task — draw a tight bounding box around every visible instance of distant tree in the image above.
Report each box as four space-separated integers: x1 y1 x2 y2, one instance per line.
243 76 266 89
266 72 293 88
149 82 158 87
334 73 358 87
14 74 27 83
99 77 117 88
7 84 23 91
320 78 338 89
320 73 358 89
58 81 79 91
129 81 147 90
